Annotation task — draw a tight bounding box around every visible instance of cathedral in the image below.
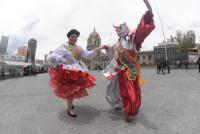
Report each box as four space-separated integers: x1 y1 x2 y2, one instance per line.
83 29 111 70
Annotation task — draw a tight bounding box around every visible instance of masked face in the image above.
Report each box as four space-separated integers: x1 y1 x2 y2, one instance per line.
114 23 130 39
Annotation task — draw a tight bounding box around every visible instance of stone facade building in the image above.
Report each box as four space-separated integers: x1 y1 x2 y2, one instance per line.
137 51 154 65
17 46 28 57
153 38 186 65
83 29 110 70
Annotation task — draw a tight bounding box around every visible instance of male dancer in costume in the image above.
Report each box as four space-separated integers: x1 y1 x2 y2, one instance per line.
101 0 155 122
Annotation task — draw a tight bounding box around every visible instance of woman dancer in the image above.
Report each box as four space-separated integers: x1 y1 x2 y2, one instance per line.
48 29 101 117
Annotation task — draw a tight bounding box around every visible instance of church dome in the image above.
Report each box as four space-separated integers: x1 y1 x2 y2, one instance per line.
87 28 101 50
89 28 100 39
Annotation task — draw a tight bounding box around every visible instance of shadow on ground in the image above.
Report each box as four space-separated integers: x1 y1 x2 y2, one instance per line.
106 108 123 121
129 111 158 132
58 105 101 125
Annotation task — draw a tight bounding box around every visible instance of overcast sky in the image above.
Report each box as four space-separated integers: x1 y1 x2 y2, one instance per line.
0 0 199 59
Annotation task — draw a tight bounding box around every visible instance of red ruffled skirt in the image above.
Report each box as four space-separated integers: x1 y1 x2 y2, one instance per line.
48 65 96 100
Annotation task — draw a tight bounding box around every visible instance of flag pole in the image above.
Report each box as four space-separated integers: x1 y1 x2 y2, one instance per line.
152 0 168 60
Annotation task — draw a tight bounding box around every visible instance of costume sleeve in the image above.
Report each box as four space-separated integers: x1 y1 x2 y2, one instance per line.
131 11 155 50
79 46 97 59
48 47 67 65
50 53 65 63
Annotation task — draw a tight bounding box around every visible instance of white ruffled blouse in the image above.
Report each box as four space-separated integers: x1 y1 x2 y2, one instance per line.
48 43 97 72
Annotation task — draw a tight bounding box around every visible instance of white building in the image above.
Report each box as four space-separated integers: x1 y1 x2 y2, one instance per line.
138 51 154 65
1 55 26 62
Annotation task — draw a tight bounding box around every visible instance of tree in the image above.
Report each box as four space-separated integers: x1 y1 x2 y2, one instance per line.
176 30 196 54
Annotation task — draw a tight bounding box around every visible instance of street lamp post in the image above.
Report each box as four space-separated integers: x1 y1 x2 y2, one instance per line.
164 42 168 61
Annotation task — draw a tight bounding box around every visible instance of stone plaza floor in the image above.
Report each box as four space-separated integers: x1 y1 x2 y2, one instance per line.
0 68 200 134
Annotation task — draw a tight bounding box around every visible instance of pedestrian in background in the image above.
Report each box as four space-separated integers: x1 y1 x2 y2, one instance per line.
196 56 200 73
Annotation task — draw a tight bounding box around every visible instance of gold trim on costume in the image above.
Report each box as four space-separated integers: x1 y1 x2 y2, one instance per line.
64 42 81 60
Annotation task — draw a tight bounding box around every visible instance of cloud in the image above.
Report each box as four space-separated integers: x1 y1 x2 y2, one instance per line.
22 19 40 33
7 19 40 54
166 25 176 30
7 35 27 55
190 21 200 29
1 0 199 59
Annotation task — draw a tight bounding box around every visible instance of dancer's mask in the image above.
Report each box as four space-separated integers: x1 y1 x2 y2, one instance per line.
114 23 130 39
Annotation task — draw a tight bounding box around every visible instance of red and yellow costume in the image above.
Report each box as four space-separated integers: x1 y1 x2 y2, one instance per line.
103 11 155 116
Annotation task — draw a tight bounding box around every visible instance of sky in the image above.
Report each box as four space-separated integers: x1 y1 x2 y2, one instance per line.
0 0 199 59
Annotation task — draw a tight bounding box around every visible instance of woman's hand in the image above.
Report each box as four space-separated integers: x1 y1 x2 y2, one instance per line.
100 45 109 49
79 61 86 66
94 46 102 53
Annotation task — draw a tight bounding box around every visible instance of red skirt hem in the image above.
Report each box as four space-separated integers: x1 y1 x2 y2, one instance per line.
48 65 96 100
